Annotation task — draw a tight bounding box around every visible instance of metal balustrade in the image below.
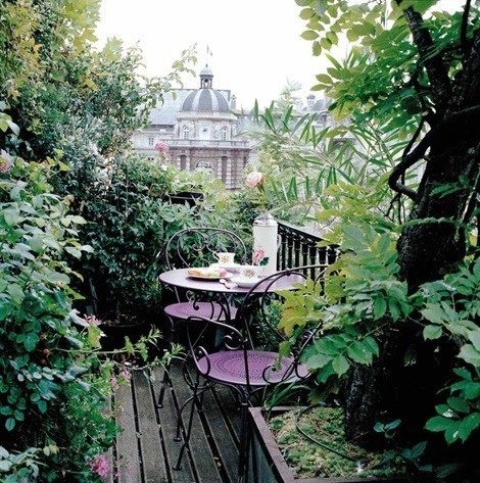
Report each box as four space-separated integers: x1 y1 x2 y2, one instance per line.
277 220 338 279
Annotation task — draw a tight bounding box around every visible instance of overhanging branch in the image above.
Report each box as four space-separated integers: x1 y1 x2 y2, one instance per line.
397 1 452 114
389 103 480 200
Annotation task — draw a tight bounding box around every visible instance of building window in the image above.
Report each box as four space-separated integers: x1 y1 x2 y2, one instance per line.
148 137 154 146
183 126 190 140
220 127 227 141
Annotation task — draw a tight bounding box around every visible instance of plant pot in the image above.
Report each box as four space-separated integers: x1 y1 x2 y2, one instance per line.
165 191 204 208
247 407 409 483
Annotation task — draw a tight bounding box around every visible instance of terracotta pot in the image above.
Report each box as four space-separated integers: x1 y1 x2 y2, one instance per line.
247 407 409 483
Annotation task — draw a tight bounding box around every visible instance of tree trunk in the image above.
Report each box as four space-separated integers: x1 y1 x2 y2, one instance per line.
344 14 480 448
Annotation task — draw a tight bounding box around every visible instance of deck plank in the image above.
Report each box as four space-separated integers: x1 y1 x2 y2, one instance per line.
152 364 197 483
115 360 245 483
115 382 142 483
201 388 241 483
132 370 169 482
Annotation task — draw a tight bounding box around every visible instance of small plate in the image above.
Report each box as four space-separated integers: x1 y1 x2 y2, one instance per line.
210 262 242 274
187 268 233 280
231 276 261 288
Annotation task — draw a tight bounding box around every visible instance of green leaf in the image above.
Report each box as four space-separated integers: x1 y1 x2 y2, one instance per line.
301 30 319 41
24 332 39 352
458 344 480 367
300 7 315 20
305 353 332 369
37 400 47 413
425 415 454 432
373 297 387 319
5 417 15 431
3 208 23 226
421 305 447 324
28 236 44 252
65 246 82 258
363 337 379 357
457 413 480 442
423 324 442 340
447 397 470 414
316 73 332 84
346 341 373 364
332 354 349 376
468 330 480 351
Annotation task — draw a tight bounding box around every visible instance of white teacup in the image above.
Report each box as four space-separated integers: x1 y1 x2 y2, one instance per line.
215 252 235 264
240 265 258 279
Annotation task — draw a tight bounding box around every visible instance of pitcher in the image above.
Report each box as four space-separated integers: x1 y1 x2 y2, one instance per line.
252 211 278 277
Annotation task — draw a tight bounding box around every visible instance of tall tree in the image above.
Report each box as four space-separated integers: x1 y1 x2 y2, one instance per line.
295 0 480 475
300 0 480 290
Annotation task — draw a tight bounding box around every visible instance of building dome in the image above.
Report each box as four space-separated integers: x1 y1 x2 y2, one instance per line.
181 89 230 112
180 65 230 113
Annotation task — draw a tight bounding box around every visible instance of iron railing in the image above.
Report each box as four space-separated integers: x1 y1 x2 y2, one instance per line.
277 221 338 279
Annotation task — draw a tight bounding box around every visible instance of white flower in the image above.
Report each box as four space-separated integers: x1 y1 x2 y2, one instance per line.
245 171 264 188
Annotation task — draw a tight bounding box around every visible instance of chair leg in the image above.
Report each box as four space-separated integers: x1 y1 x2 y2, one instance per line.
157 315 176 408
174 393 195 441
157 366 171 408
237 399 250 483
173 381 200 470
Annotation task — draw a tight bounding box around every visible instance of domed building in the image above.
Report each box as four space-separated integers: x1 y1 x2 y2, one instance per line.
132 66 251 189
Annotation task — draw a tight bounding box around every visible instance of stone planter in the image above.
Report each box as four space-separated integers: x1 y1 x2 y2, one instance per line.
247 407 408 483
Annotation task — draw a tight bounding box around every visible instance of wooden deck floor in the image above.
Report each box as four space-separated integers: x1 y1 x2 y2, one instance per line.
110 361 242 483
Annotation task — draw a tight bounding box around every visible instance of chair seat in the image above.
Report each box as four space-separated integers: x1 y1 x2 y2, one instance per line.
164 302 237 321
197 350 309 386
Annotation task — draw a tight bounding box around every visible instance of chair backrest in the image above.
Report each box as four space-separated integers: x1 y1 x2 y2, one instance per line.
185 265 327 391
164 227 248 270
235 264 327 347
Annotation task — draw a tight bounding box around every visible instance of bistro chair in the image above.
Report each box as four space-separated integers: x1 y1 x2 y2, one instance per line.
172 266 327 482
156 227 248 407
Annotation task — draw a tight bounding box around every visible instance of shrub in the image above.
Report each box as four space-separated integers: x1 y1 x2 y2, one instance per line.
0 155 118 481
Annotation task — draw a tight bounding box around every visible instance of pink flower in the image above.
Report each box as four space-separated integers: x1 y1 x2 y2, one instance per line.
110 375 119 391
154 142 169 153
252 248 265 265
119 368 131 382
84 315 101 326
0 149 13 173
88 454 110 478
245 171 264 189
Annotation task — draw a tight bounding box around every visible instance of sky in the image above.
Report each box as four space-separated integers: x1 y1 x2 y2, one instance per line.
95 0 327 110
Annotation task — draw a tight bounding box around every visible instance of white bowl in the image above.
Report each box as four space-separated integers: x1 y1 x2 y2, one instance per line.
231 276 261 288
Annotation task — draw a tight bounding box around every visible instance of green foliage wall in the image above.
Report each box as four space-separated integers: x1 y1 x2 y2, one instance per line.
0 0 198 479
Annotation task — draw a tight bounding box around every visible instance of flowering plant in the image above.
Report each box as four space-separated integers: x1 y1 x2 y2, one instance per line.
245 170 264 189
154 142 170 164
0 149 13 173
154 141 169 154
245 170 268 209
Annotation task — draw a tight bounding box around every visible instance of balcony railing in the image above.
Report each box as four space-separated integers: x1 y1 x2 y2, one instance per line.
277 220 338 280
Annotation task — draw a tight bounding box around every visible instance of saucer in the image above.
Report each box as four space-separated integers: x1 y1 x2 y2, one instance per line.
231 276 261 288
